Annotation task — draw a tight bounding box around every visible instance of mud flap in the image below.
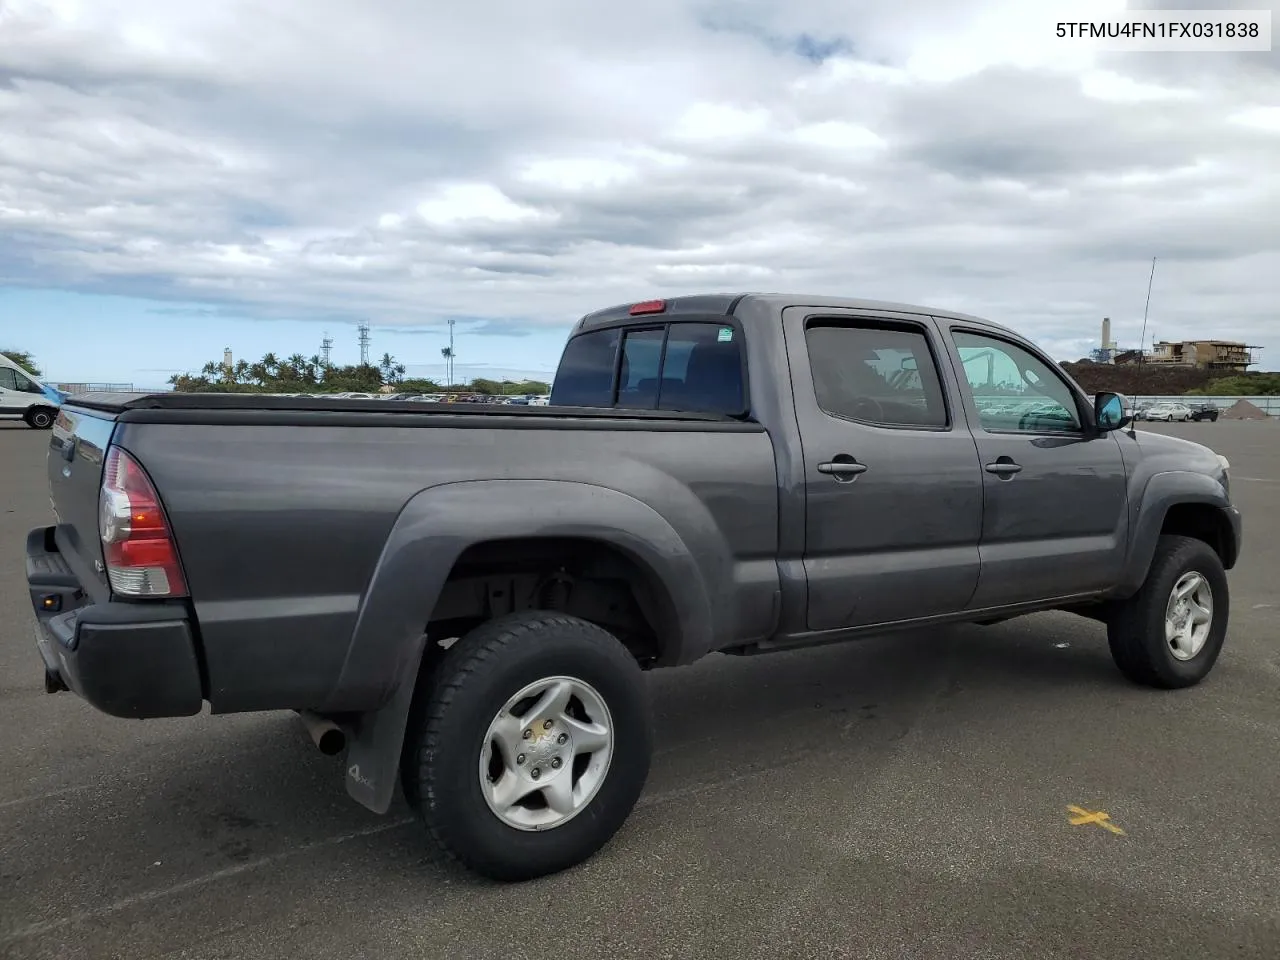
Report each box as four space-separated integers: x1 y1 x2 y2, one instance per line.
344 636 427 814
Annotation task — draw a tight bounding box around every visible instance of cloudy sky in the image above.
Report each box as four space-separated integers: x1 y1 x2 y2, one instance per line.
1 0 1277 387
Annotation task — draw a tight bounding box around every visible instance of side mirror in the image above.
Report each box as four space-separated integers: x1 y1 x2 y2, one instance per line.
1094 392 1131 432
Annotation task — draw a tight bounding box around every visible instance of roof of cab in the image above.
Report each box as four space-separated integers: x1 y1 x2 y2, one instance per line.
575 293 1012 335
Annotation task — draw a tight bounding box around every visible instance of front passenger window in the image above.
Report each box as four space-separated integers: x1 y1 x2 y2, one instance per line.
953 331 1081 433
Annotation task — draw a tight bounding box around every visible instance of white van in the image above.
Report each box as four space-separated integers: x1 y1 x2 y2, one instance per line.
0 353 66 429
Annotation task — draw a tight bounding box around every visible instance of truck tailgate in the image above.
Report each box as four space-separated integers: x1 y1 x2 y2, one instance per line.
47 406 115 601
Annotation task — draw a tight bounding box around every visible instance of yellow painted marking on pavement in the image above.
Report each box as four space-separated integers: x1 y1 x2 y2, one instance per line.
1067 805 1125 835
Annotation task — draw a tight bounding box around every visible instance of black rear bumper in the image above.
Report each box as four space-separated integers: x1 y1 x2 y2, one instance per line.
26 526 204 719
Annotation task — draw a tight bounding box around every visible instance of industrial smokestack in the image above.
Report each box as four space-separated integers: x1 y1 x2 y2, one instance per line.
1101 318 1113 363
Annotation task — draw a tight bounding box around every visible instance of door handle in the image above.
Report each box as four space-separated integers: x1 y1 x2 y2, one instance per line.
984 459 1022 477
818 458 868 481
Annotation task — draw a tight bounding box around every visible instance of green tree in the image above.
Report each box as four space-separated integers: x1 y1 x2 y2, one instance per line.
166 350 553 397
467 378 550 395
169 350 386 394
1 349 42 377
399 377 442 393
379 352 406 384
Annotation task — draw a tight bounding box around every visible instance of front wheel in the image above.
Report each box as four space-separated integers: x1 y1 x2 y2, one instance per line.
402 611 653 881
26 407 56 429
1107 535 1229 688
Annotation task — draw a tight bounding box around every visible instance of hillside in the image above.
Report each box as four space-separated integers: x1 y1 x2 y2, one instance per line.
1060 362 1213 396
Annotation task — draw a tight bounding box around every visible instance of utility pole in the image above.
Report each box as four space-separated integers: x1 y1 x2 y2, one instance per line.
357 323 371 367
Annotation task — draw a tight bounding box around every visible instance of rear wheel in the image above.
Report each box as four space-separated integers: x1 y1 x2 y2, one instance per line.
402 611 652 881
26 407 56 429
1107 535 1228 688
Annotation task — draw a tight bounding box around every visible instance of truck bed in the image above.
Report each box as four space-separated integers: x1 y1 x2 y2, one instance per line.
66 392 748 426
46 394 780 715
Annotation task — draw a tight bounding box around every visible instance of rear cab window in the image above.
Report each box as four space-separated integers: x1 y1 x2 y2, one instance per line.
551 321 747 416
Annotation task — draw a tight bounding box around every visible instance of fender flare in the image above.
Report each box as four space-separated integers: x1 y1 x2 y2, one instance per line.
323 479 715 714
1116 470 1234 596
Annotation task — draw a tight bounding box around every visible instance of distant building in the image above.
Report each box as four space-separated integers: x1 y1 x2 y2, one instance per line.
1146 340 1257 372
1111 350 1144 366
1089 317 1119 364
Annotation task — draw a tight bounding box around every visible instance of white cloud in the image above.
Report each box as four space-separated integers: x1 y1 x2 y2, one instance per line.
416 184 547 226
0 0 1277 363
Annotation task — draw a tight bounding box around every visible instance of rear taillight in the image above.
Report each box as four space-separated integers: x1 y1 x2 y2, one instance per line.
99 446 188 598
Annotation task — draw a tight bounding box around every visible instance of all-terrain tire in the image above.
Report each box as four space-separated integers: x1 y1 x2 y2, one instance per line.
1107 535 1229 689
402 611 653 881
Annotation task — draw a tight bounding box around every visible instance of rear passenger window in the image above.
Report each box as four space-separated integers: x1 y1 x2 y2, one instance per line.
549 328 620 407
805 323 948 428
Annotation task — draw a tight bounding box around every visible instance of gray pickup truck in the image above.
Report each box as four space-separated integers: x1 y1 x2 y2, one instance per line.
27 293 1241 880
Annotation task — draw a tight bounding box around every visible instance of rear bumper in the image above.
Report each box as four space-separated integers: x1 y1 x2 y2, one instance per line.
26 526 204 719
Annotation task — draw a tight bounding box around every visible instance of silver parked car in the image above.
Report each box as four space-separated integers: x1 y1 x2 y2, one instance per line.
1145 402 1192 422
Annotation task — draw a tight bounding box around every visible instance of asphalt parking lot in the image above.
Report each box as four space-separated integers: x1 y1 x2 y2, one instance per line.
2 418 1278 960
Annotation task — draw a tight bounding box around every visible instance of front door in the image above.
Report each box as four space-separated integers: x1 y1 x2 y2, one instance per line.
945 327 1129 608
783 308 985 632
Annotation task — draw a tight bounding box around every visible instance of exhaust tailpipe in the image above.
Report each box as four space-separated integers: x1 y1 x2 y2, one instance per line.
298 711 347 756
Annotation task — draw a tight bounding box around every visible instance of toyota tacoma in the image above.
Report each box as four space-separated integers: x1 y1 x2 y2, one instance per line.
27 293 1241 880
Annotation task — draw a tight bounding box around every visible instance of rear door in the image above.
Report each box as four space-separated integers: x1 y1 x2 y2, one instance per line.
782 307 984 631
944 326 1129 607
